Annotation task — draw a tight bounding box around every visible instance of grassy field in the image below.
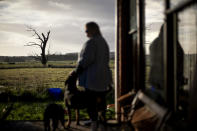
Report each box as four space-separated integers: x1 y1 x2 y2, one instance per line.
0 102 92 120
0 60 115 120
0 68 72 92
0 60 114 69
0 61 77 69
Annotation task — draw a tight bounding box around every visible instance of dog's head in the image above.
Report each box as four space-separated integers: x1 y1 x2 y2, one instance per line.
65 71 78 92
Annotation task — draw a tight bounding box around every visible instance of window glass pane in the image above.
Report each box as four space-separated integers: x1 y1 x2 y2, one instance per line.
129 0 137 31
170 0 188 8
177 4 197 115
129 0 137 91
178 4 197 91
129 0 137 47
145 0 165 100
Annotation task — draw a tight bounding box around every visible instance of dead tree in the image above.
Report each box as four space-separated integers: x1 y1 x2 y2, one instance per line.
25 26 50 66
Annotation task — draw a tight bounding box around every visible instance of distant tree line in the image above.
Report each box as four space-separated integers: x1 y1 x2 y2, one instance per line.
0 52 115 63
0 56 30 63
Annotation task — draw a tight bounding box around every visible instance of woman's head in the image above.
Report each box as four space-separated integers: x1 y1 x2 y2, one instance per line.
85 22 101 38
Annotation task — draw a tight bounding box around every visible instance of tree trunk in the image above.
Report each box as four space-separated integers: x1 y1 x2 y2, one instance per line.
41 49 47 66
25 27 50 66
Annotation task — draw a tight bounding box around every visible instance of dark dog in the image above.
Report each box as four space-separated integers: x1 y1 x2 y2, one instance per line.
44 103 66 131
64 71 112 128
64 71 88 128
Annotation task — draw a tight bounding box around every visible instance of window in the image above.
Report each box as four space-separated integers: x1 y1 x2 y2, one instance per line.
145 0 165 100
170 0 189 8
177 4 197 117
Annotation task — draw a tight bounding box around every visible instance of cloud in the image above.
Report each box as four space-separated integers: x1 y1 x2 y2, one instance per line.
0 0 115 56
0 23 28 36
178 7 197 54
145 0 164 46
145 0 197 55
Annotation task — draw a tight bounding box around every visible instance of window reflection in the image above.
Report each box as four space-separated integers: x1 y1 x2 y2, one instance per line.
177 4 197 118
178 5 197 91
170 0 188 8
129 0 137 31
145 0 165 100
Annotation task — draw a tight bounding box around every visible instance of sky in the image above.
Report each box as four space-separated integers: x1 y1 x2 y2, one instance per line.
0 0 196 56
145 0 164 54
145 0 197 54
0 0 115 56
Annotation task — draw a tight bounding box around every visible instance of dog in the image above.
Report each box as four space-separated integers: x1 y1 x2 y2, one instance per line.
64 71 88 128
44 103 66 131
64 71 112 128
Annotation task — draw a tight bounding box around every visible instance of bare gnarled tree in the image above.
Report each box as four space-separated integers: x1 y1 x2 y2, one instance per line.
25 26 50 66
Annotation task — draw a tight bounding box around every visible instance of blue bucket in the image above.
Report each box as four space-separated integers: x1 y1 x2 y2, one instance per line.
48 88 62 100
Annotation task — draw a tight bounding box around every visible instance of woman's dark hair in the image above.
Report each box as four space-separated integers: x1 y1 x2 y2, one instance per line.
86 21 101 36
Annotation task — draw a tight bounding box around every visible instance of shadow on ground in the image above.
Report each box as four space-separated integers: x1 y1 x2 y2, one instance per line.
0 120 134 131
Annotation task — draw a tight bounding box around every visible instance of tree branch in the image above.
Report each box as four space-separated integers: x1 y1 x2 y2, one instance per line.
25 42 43 49
41 33 46 40
46 31 50 41
26 26 44 43
26 25 51 66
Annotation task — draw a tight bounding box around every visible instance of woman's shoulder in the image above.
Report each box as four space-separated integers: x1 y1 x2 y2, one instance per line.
86 38 96 46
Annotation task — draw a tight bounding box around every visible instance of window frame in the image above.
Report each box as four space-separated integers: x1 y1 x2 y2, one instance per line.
115 0 196 121
164 0 197 111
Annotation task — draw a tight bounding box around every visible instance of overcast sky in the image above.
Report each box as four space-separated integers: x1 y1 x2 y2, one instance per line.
0 0 196 56
145 0 197 54
0 0 115 56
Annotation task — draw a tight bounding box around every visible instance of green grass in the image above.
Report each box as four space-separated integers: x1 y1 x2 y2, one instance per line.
0 68 73 90
0 60 115 120
0 102 90 120
0 102 114 120
0 60 77 69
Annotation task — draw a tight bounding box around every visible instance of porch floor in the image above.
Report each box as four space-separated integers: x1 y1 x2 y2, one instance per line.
0 120 134 131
